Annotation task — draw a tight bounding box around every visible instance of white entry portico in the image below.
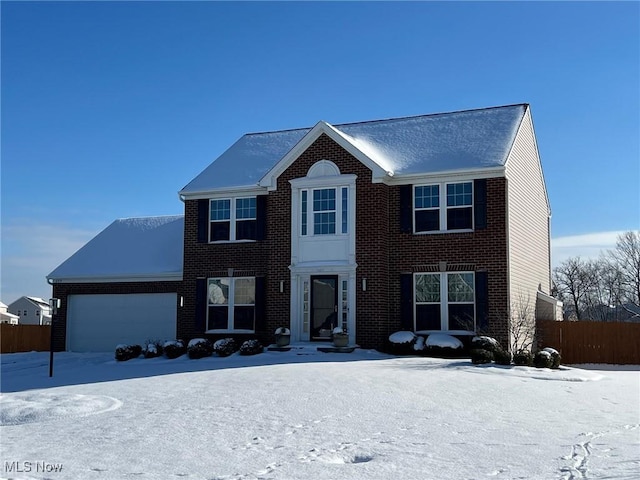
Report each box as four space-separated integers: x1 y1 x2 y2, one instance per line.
289 160 357 344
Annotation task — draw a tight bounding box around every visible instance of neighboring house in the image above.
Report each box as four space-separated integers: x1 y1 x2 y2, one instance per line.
0 301 20 325
48 104 560 352
7 297 52 325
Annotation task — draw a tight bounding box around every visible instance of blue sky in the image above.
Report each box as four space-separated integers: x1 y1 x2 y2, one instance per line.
1 1 638 303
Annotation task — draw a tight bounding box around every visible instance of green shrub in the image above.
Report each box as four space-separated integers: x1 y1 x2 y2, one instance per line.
542 347 561 369
513 350 532 366
470 348 494 365
493 349 513 366
213 338 237 357
188 338 213 359
143 341 163 359
533 350 554 368
115 344 142 362
471 336 502 353
239 339 263 356
164 340 186 359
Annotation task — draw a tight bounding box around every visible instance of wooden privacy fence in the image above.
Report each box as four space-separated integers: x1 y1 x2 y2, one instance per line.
0 324 51 354
537 320 640 365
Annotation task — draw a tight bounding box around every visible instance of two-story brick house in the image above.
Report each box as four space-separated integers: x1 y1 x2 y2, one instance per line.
49 103 558 352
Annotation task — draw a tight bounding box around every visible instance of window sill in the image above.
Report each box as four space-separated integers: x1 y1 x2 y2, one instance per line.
205 329 255 334
413 229 474 235
208 240 257 244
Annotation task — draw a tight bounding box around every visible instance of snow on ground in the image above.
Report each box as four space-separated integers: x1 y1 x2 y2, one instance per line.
1 347 638 480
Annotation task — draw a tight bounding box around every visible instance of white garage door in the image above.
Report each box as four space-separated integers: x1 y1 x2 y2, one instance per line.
67 293 177 352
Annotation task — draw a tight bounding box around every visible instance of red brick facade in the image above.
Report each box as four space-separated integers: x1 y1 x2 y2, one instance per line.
180 133 510 350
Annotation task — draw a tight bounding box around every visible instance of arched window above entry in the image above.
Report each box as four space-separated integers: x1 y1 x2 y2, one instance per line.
307 160 341 178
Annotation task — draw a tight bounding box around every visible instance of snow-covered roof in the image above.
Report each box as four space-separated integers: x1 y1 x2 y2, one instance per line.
180 104 527 194
25 296 50 308
47 216 184 282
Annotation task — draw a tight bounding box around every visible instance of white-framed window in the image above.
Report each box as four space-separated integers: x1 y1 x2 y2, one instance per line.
209 197 257 242
414 182 473 232
415 272 475 332
207 277 256 332
301 187 349 236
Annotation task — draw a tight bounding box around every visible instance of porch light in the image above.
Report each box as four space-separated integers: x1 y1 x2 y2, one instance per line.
362 278 367 291
280 280 285 293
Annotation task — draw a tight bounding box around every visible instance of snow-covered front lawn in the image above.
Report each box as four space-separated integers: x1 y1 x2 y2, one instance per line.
1 347 638 480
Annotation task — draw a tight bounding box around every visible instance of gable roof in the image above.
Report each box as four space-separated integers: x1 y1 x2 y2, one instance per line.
180 104 527 196
47 215 184 283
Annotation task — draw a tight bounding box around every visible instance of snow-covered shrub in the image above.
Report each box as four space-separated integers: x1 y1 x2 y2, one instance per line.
533 350 554 368
187 338 213 359
239 339 263 356
163 340 186 359
213 338 237 357
513 350 532 366
413 336 426 352
470 348 494 365
542 347 561 369
424 333 465 358
471 336 502 353
388 331 417 355
115 344 142 362
143 341 163 359
493 349 512 366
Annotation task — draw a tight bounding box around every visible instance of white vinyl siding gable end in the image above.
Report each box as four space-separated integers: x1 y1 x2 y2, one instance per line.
504 107 553 322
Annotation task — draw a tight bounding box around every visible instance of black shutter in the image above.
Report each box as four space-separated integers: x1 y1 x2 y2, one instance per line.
474 179 487 230
400 273 413 330
399 185 413 233
256 195 267 241
195 278 207 332
254 277 266 332
197 199 209 243
475 271 489 333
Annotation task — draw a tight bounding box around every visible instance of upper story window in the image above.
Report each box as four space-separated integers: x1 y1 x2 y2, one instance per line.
210 197 257 242
414 182 473 233
301 187 348 236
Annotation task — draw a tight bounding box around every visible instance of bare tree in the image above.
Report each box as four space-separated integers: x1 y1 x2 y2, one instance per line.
509 292 536 353
553 257 597 320
609 231 640 307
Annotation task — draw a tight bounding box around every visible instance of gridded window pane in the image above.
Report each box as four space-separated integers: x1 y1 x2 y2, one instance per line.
233 306 254 330
208 306 228 330
314 212 336 235
234 278 255 305
208 279 229 305
416 274 440 303
236 197 256 219
415 185 440 209
210 199 231 221
313 189 336 211
448 273 474 302
447 207 472 230
416 304 441 330
448 304 475 330
415 210 440 232
446 183 472 207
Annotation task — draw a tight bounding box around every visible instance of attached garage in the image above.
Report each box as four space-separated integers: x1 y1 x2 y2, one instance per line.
47 216 184 352
67 293 177 352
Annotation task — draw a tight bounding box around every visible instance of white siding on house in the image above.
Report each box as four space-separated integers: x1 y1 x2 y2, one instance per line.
505 107 555 334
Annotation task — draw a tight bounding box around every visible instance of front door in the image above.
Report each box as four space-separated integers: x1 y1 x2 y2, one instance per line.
311 275 338 340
